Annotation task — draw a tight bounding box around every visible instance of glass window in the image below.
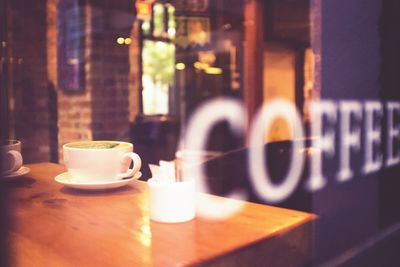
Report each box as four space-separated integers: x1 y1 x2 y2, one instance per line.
167 5 176 39
2 1 400 265
153 3 165 37
142 40 175 115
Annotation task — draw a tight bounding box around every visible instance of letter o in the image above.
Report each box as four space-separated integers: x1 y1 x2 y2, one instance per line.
248 99 305 203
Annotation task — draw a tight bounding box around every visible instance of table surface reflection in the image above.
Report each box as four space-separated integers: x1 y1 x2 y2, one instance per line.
6 163 315 267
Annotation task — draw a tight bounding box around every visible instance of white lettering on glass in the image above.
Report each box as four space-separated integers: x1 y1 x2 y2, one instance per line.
307 100 337 191
362 101 383 174
182 97 400 220
386 102 400 167
337 101 362 182
248 99 305 203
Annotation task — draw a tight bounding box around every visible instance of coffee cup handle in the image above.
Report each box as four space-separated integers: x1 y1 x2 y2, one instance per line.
117 152 142 179
4 150 23 174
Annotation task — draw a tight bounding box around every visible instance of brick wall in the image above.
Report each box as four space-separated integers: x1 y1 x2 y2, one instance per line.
47 0 137 161
129 21 140 122
9 0 52 163
47 0 92 162
89 0 135 141
5 0 139 163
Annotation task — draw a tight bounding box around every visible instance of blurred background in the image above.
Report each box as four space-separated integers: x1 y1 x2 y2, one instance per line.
0 0 313 167
2 0 400 265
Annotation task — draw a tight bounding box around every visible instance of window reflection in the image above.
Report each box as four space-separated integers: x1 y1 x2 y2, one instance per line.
142 40 175 115
3 0 400 265
153 3 165 37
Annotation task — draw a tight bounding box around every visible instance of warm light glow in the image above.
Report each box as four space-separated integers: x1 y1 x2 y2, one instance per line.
116 37 124 44
153 3 163 13
204 67 222 75
167 4 176 39
175 62 185 70
137 218 152 247
194 61 202 69
136 2 153 21
155 41 167 49
194 61 209 70
167 4 175 12
67 58 79 65
198 51 216 66
153 3 164 37
140 224 151 236
142 40 175 115
167 27 176 37
141 21 151 33
124 37 132 45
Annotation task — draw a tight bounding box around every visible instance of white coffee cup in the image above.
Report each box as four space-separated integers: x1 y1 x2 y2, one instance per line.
63 140 142 182
1 140 23 175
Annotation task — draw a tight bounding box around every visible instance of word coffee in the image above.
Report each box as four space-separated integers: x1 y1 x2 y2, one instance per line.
183 98 400 219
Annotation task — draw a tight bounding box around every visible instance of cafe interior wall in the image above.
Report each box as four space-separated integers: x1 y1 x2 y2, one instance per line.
2 0 188 164
48 0 137 162
52 0 244 165
261 0 312 142
5 0 308 164
3 0 138 163
5 0 53 163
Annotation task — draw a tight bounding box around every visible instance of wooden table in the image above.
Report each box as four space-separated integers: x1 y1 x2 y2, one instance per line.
5 163 315 267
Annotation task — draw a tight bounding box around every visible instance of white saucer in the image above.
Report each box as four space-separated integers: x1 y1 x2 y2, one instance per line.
3 166 31 179
54 171 142 190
